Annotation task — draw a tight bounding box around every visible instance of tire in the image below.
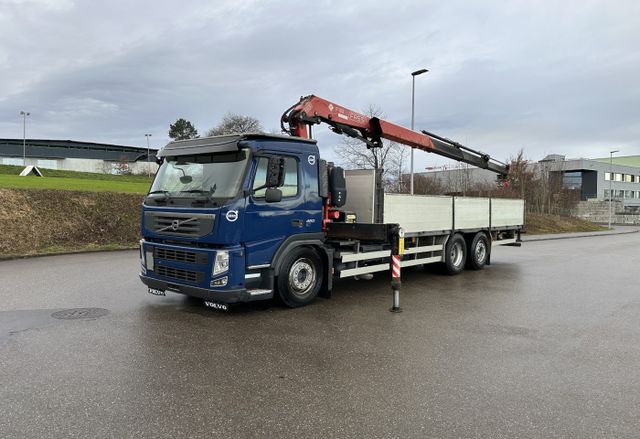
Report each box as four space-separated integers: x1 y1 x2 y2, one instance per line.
276 247 323 308
444 234 466 275
467 232 489 270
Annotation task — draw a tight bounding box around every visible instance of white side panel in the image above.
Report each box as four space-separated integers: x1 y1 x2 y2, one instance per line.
384 194 453 233
454 197 490 229
491 199 525 227
342 169 376 223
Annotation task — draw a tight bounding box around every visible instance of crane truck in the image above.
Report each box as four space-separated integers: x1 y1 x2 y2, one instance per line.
139 95 523 310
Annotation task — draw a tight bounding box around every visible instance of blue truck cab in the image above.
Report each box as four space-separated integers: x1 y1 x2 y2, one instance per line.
139 134 329 308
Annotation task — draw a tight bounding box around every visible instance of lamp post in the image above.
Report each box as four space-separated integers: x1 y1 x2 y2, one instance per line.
144 133 152 177
410 68 428 195
609 149 619 229
20 111 30 167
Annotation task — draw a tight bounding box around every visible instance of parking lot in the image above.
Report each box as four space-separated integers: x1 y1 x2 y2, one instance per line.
1 233 639 438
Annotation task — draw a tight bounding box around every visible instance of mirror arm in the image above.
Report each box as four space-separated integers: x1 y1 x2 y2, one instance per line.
244 183 271 198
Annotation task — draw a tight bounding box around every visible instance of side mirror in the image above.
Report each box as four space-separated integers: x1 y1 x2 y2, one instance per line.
265 188 282 203
266 156 285 188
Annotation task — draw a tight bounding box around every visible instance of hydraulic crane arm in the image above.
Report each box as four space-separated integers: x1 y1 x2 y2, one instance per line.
281 95 509 178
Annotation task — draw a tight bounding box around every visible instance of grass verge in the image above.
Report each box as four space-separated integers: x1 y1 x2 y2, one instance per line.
525 213 608 234
0 164 152 183
0 174 150 193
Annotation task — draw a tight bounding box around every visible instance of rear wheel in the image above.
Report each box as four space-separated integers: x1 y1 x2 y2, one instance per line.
467 232 489 270
444 234 466 275
276 247 323 308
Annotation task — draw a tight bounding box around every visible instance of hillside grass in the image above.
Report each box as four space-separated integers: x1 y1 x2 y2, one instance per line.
0 178 610 258
0 164 152 182
0 165 152 193
0 174 151 193
525 213 608 234
0 188 144 259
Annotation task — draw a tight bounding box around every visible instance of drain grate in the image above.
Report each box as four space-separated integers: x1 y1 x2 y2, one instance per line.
51 308 109 320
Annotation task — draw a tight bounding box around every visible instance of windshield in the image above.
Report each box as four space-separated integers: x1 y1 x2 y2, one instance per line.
150 149 249 199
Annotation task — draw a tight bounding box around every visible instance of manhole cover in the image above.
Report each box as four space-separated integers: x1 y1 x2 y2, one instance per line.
51 308 109 320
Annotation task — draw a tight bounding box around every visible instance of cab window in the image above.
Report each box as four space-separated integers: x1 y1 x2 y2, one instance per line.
253 157 299 198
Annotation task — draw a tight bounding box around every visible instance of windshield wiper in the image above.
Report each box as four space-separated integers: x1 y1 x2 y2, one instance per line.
179 185 217 196
177 187 220 206
146 190 171 203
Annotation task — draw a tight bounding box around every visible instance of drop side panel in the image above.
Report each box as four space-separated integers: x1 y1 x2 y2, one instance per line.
491 199 525 227
384 194 453 233
454 197 490 229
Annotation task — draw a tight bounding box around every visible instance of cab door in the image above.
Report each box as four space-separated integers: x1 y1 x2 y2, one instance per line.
243 154 305 267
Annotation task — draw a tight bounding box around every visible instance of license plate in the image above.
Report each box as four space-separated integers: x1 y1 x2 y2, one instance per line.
148 288 166 296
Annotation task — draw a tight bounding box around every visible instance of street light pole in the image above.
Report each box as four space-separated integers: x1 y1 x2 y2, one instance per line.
144 133 152 177
410 68 428 195
609 149 619 229
20 111 30 167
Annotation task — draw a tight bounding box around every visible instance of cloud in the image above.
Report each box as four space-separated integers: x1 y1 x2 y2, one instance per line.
0 0 638 166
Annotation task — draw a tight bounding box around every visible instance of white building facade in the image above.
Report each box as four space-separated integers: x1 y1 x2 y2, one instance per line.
0 138 158 175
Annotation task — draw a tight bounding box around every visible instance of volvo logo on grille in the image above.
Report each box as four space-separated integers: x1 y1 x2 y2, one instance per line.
157 217 197 233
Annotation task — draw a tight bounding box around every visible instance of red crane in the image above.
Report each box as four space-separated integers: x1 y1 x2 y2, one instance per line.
281 95 509 179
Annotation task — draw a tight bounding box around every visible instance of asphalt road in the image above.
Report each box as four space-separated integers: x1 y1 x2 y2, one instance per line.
1 233 639 438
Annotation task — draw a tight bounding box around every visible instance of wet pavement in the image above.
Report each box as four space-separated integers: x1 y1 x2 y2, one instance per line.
1 233 639 438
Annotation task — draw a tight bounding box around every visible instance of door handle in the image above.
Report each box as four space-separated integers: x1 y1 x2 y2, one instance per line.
291 219 304 228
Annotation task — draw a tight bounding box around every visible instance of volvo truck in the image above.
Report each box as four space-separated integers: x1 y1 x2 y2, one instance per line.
139 95 523 309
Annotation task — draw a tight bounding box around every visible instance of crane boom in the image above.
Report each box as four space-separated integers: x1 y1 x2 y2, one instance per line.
281 95 509 178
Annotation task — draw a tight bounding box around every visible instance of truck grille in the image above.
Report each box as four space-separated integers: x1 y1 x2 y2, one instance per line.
155 247 207 264
144 212 215 237
156 265 203 283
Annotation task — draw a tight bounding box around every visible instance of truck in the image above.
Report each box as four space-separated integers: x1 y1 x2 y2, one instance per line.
139 95 524 310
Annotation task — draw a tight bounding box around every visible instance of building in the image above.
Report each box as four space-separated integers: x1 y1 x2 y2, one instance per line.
417 154 640 207
0 138 158 174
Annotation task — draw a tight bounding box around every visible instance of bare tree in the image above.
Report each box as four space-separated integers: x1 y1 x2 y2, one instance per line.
333 105 408 191
439 162 475 195
404 173 445 195
206 113 263 136
491 150 579 215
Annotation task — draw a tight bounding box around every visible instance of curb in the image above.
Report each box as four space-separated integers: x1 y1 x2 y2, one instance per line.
0 246 139 262
522 228 640 242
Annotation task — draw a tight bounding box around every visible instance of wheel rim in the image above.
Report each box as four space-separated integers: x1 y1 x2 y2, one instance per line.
451 242 464 267
288 258 316 297
475 240 487 263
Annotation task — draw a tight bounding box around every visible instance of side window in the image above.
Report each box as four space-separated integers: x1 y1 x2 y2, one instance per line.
253 157 269 198
252 156 299 199
281 158 299 197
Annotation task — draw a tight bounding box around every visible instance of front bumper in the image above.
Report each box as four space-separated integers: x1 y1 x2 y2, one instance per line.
140 274 271 304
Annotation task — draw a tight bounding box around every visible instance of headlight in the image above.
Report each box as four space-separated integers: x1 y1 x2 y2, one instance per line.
213 250 229 276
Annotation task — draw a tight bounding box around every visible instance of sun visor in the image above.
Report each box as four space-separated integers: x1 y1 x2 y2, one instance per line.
157 135 242 157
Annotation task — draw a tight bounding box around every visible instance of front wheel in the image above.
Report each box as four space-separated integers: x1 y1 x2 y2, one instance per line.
276 247 323 308
444 234 466 275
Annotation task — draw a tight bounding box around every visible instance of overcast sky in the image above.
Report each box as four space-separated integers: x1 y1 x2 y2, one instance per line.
1 0 638 170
